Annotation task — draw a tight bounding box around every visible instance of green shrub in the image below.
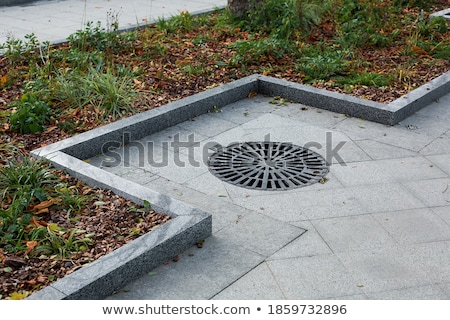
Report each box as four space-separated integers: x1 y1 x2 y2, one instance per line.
9 94 51 134
236 0 334 39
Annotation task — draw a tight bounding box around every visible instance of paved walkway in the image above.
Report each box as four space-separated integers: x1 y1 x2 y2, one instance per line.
96 91 450 300
0 0 226 45
2 0 450 300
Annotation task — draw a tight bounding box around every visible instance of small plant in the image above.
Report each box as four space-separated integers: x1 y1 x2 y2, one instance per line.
157 11 195 33
0 152 56 253
32 225 94 257
52 69 94 108
86 68 137 119
67 18 133 55
230 37 291 67
337 71 391 87
9 93 51 134
0 33 40 66
296 47 351 81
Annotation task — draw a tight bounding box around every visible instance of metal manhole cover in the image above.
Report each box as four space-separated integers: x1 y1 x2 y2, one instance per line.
208 142 329 191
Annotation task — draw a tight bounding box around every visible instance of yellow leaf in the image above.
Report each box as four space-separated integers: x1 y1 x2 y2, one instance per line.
7 291 29 300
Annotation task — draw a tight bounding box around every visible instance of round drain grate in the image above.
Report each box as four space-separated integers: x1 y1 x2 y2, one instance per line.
208 141 329 191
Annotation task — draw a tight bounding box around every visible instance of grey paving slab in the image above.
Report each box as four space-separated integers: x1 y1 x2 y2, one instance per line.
331 156 447 187
142 176 255 233
439 282 450 297
212 263 287 300
268 221 333 259
403 178 450 207
209 95 280 124
366 285 449 300
311 215 396 253
333 117 440 152
354 139 419 160
214 212 306 257
267 255 363 299
270 103 347 128
431 206 450 226
403 241 450 283
420 130 450 156
427 154 450 175
232 187 366 222
177 113 238 138
349 183 426 214
106 235 265 300
336 246 433 294
372 208 450 244
415 92 450 121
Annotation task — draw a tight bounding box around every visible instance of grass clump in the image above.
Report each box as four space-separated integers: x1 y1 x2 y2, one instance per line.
0 151 94 258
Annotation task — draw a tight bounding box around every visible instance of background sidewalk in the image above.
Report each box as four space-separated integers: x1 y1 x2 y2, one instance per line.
0 0 227 45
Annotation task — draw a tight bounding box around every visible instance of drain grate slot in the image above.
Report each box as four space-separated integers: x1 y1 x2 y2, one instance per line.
208 142 329 191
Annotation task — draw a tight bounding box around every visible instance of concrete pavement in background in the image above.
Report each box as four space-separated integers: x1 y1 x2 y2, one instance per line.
1 0 227 45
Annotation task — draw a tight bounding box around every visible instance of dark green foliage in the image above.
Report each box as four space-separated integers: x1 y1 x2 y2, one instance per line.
9 94 51 134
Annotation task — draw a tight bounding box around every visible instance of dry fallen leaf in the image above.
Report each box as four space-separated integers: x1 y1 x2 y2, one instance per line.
25 241 38 256
31 199 55 212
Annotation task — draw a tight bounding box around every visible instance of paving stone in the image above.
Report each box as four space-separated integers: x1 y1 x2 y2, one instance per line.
355 139 419 160
427 154 450 175
209 95 278 124
106 235 264 300
233 187 366 222
349 183 426 214
415 93 450 121
267 255 363 299
372 208 450 244
419 130 450 155
268 221 333 259
332 157 447 187
438 282 450 297
215 212 306 257
120 168 159 185
397 113 450 137
177 113 238 137
403 178 450 207
366 285 449 300
336 246 432 294
212 263 286 300
312 215 395 252
431 206 450 226
403 241 450 283
270 104 347 128
333 117 438 152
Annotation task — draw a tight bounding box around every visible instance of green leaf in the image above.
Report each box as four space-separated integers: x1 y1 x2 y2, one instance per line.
143 200 151 211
